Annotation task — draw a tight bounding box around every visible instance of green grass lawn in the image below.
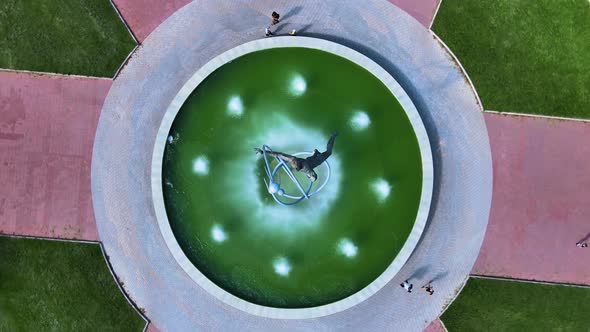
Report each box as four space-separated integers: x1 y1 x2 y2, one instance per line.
433 0 590 119
442 277 590 331
0 237 145 331
0 0 136 77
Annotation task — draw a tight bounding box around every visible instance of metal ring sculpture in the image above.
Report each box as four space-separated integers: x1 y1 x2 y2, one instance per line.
260 145 331 206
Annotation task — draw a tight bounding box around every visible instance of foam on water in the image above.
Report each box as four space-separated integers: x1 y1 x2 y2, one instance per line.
193 155 209 175
223 113 342 235
289 74 307 96
371 178 391 203
211 224 227 243
338 238 358 258
350 111 371 131
273 257 291 276
227 95 244 117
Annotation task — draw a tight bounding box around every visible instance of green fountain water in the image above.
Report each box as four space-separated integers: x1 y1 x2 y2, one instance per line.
162 47 423 308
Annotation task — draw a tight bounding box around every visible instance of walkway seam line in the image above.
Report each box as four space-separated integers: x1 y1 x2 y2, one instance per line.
438 275 470 317
0 234 150 331
484 110 590 123
470 274 590 289
0 67 112 80
113 44 139 79
108 0 139 44
430 31 484 112
429 0 443 29
98 242 150 332
1 233 99 244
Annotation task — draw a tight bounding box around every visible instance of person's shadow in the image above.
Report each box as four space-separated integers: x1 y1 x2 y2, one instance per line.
281 6 303 21
275 23 312 35
408 265 430 280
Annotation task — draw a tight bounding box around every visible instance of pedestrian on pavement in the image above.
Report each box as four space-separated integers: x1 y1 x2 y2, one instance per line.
272 11 280 25
265 26 274 37
289 29 297 36
422 281 434 295
576 241 588 248
400 280 413 293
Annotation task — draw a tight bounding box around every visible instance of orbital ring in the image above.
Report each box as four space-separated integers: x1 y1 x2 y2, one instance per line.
260 144 331 206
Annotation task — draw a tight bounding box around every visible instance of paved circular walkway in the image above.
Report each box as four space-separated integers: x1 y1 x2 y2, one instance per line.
91 0 492 330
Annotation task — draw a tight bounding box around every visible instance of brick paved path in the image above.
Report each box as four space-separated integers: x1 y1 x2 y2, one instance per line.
0 72 109 241
389 0 440 27
111 0 440 43
423 318 446 332
473 113 590 285
112 0 190 42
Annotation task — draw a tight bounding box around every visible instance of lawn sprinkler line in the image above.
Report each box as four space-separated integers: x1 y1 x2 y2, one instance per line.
470 274 590 289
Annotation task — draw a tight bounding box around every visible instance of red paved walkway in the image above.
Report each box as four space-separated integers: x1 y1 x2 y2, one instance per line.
146 323 160 332
423 318 446 332
473 113 590 285
112 0 190 42
389 0 440 27
112 0 438 42
0 72 110 241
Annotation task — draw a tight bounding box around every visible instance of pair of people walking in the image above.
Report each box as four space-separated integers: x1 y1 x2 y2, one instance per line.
400 280 434 295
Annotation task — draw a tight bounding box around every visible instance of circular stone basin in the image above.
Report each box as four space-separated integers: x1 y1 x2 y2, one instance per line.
152 37 432 317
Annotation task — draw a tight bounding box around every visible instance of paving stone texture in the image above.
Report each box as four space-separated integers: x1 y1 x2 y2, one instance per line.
474 113 590 285
91 0 492 330
0 72 109 241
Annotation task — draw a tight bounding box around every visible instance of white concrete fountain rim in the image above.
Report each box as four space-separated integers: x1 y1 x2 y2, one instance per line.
151 36 434 319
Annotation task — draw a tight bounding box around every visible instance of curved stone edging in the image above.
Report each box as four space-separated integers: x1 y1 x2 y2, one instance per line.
151 36 434 319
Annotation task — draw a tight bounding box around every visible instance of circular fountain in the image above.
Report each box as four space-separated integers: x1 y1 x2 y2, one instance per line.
152 37 433 317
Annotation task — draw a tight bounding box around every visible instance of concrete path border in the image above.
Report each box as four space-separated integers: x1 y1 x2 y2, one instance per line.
91 1 492 330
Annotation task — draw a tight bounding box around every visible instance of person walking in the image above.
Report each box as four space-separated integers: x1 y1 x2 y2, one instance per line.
400 280 413 293
265 26 274 37
576 241 588 248
271 11 280 25
422 282 434 295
